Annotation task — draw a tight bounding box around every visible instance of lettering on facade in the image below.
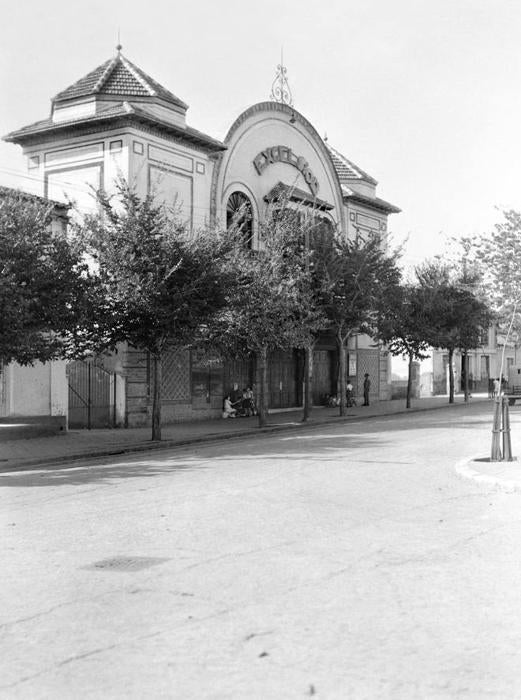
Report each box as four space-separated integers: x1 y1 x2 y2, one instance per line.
253 145 319 196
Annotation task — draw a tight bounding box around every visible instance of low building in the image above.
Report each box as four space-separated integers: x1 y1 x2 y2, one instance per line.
0 187 69 435
431 325 517 395
4 49 400 427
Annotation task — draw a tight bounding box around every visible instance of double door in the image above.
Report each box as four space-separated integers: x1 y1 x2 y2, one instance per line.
269 350 302 409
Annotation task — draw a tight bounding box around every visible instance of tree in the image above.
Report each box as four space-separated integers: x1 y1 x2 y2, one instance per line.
80 182 235 441
472 211 521 372
377 283 431 408
0 187 93 366
416 260 491 403
473 210 521 324
210 200 325 428
312 231 402 415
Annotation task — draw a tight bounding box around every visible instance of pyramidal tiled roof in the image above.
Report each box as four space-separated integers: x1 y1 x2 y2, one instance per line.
325 142 378 186
53 53 188 111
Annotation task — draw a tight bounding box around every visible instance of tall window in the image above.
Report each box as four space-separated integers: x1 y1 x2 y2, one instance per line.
226 192 253 248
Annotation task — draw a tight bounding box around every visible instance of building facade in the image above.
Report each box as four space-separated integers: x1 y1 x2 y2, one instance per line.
4 50 400 426
431 325 518 395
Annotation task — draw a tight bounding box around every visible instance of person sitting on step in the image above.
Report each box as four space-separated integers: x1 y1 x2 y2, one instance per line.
222 395 237 419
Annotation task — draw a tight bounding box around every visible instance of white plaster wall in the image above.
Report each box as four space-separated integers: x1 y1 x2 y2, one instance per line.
346 202 387 240
127 129 214 231
49 360 68 416
348 179 376 198
23 131 132 205
9 361 67 417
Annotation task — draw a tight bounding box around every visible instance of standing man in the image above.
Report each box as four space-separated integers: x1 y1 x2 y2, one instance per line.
363 373 371 406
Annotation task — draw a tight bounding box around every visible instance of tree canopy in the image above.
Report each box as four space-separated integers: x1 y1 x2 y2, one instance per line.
79 182 236 439
0 188 93 366
311 230 402 414
415 259 491 402
472 209 521 338
377 282 431 408
208 200 325 426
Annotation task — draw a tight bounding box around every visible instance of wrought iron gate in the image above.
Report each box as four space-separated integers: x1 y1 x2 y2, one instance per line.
68 360 116 429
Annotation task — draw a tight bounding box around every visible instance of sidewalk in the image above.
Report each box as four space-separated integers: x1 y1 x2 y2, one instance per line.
0 394 491 472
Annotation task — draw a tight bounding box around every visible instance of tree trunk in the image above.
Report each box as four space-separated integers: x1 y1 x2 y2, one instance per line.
406 353 413 409
448 348 454 404
152 352 162 441
463 350 470 402
302 342 314 422
256 346 269 428
337 332 347 417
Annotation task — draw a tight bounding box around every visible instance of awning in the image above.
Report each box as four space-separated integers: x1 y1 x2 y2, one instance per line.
264 182 334 211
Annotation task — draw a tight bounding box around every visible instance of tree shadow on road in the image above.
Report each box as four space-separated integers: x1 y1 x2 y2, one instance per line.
0 460 209 488
0 403 507 489
0 434 390 488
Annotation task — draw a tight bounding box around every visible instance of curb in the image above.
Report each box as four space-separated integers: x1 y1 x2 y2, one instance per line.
1 398 488 473
454 456 521 492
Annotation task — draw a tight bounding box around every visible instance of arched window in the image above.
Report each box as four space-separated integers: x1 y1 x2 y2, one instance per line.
226 192 253 248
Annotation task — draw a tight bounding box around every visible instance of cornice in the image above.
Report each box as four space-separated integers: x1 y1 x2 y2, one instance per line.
7 115 225 155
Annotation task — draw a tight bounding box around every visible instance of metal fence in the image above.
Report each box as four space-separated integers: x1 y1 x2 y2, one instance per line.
68 360 116 429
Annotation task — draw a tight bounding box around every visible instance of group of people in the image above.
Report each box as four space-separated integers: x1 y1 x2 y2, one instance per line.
488 376 506 399
224 374 373 417
325 374 372 408
348 374 371 406
222 384 257 419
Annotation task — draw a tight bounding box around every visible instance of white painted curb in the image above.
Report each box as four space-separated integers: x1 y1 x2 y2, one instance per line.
454 456 521 492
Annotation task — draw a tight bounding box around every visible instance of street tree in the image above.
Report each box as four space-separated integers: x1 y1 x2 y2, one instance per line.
377 283 431 408
416 260 491 403
312 230 402 415
210 200 325 428
473 210 521 319
472 210 521 369
79 182 235 441
0 187 94 366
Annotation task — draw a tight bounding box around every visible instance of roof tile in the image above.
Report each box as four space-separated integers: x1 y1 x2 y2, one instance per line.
52 54 187 111
325 142 378 185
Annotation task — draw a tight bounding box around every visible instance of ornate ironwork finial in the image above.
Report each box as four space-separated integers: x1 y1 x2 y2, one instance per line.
116 28 122 55
270 48 293 106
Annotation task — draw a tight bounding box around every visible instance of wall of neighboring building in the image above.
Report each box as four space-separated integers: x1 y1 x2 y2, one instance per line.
0 360 68 432
429 323 518 395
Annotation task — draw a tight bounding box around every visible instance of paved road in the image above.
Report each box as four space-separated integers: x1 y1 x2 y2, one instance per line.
2 402 521 699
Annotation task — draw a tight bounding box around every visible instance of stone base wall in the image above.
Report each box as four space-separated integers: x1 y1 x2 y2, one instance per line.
122 344 392 427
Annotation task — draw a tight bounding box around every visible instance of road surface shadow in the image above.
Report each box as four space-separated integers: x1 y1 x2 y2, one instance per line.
0 434 387 487
0 460 209 488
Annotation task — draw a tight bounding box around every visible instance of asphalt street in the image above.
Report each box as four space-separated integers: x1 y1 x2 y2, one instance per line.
2 401 521 699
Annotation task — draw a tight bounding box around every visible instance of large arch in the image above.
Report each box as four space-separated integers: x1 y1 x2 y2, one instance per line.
210 102 346 234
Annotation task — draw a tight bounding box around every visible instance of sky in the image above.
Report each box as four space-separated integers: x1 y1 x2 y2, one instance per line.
2 0 521 267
